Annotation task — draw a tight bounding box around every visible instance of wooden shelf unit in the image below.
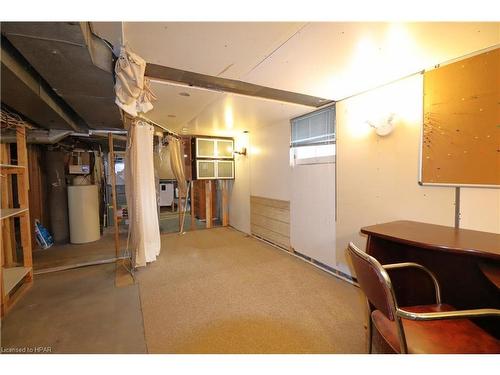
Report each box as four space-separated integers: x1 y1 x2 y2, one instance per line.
0 207 29 220
1 125 33 317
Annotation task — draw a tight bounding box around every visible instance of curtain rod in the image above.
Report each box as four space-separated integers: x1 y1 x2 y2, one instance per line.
136 115 181 139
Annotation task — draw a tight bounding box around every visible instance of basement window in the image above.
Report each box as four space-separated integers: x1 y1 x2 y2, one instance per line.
290 105 335 165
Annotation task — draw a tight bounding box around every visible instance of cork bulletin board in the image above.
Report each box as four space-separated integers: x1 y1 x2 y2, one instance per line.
420 47 500 187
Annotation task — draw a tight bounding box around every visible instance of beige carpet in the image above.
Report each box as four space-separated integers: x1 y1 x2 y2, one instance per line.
136 227 366 353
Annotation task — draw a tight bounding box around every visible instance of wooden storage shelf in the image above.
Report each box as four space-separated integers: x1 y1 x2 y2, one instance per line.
0 163 25 175
0 207 28 220
1 124 33 317
3 266 32 296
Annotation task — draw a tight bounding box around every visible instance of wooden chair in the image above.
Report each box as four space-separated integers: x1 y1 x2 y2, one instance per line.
347 242 500 354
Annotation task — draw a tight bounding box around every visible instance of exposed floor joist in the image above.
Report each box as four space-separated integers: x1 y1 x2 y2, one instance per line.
0 36 87 132
2 22 122 130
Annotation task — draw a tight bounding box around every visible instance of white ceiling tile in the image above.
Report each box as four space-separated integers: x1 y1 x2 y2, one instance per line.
146 81 223 132
186 93 312 137
131 22 499 137
243 22 500 100
123 22 305 79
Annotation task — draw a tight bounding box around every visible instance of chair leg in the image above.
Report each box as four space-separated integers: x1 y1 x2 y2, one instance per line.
366 300 373 354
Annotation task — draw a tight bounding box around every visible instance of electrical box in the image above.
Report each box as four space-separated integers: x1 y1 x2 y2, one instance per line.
69 150 90 175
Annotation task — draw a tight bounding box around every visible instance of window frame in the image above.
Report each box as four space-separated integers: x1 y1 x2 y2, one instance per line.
290 104 336 165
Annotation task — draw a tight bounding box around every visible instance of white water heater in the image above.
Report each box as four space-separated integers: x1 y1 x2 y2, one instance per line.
67 184 100 244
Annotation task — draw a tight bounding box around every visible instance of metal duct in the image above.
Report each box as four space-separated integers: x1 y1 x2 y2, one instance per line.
2 22 122 130
1 35 87 131
0 129 73 144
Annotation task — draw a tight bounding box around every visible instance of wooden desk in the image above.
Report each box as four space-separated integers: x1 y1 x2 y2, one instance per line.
479 262 500 289
361 220 500 338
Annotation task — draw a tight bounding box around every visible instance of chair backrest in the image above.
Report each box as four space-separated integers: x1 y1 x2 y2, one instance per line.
347 242 397 321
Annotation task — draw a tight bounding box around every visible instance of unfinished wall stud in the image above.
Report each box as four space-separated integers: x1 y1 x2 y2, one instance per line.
16 126 33 282
1 144 16 266
190 180 195 230
222 180 229 227
108 133 120 259
205 180 213 229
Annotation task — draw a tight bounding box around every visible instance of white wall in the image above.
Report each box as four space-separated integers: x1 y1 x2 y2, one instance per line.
250 120 293 201
233 116 339 270
228 151 251 234
460 188 500 233
227 33 500 276
291 162 336 267
235 71 499 277
335 74 500 275
229 119 294 235
335 75 457 274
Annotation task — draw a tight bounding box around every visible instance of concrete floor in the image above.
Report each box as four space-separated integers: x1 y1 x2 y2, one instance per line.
1 227 366 354
159 211 213 233
33 231 129 271
1 264 146 353
159 210 221 233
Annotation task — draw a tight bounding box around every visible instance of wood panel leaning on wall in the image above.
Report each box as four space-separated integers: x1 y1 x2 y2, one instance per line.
250 196 290 250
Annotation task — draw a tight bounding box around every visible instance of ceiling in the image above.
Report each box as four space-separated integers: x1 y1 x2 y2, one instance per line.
115 22 499 137
123 22 306 80
119 22 500 101
186 90 312 136
243 22 500 100
146 81 224 130
2 21 498 137
1 22 122 130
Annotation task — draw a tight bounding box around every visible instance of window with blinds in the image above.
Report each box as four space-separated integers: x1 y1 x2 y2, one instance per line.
291 106 335 148
290 105 335 165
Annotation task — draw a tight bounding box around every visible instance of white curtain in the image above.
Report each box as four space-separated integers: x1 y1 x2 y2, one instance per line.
168 136 188 198
114 46 156 117
125 120 161 267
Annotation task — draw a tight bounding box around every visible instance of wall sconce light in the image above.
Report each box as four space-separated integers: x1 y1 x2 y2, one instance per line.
233 130 249 156
233 147 247 156
366 113 395 136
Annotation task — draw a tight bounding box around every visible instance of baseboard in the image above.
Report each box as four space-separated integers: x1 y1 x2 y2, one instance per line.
291 249 358 286
247 232 358 287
